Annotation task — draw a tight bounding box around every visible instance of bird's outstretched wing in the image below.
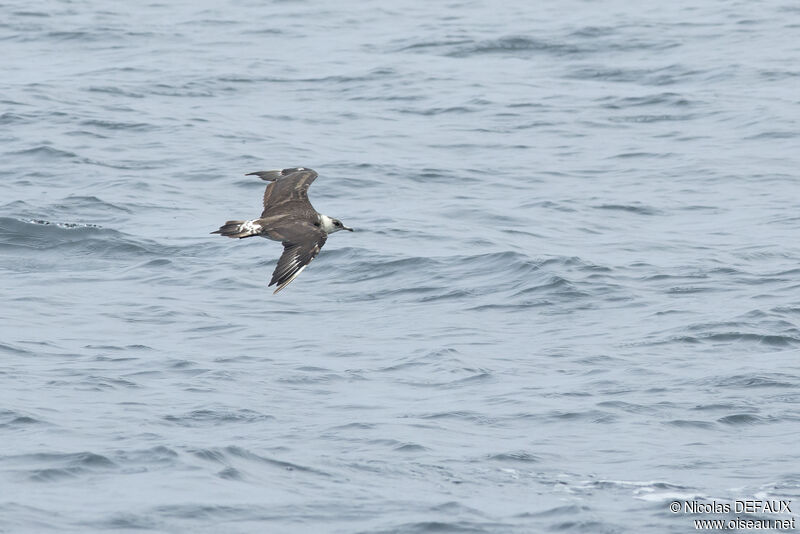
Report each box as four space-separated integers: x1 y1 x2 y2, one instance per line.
246 167 318 218
269 226 327 294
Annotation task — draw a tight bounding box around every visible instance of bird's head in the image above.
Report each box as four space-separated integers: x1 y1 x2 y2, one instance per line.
320 215 354 234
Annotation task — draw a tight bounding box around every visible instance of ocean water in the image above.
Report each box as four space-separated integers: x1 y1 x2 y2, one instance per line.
2 0 799 532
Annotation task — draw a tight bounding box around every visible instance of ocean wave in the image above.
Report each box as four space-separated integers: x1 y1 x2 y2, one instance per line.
0 217 179 259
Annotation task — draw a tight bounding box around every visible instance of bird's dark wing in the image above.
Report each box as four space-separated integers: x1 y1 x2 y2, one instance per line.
268 225 327 294
246 167 319 217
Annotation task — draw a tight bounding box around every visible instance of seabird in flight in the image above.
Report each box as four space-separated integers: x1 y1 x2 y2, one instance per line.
212 167 353 293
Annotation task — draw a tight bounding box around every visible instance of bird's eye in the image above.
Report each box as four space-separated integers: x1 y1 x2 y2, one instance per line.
335 222 341 227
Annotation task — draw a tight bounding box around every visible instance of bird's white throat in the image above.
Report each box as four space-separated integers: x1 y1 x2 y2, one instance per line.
319 214 336 233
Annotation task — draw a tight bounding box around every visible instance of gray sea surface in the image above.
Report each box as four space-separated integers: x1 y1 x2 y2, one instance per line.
2 0 800 532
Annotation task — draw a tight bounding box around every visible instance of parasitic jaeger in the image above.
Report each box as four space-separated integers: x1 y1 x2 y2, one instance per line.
212 167 352 293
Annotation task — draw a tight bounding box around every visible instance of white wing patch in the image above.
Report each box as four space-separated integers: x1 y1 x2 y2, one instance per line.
269 238 324 293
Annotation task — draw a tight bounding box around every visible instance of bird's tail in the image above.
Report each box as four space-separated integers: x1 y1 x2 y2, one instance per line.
246 170 283 182
211 219 263 239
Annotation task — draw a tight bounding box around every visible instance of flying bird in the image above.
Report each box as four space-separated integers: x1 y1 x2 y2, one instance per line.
212 167 352 293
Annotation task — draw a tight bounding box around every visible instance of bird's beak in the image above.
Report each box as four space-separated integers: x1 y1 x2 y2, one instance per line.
344 226 354 232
